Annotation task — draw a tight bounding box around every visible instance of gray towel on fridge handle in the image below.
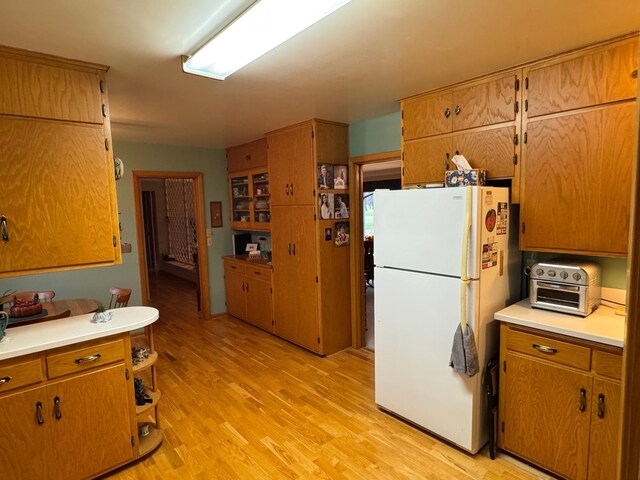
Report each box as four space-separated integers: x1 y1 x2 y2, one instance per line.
449 323 479 377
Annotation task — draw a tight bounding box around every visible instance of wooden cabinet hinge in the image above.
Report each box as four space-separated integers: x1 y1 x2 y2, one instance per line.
513 134 518 146
503 360 507 372
525 77 529 89
512 154 518 165
524 99 528 112
125 368 130 380
514 101 519 113
524 132 528 144
113 235 117 247
401 109 404 119
99 80 105 93
521 222 526 234
104 138 110 151
402 167 405 176
314 214 317 221
501 421 505 433
131 436 135 447
401 126 404 137
317 337 320 344
515 78 520 91
102 104 107 117
270 287 272 293
311 129 314 139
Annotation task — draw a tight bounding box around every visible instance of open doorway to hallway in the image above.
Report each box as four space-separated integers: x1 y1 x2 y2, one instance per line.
360 160 402 350
133 171 210 317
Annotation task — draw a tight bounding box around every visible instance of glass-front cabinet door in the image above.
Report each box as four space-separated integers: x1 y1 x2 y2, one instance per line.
252 172 270 229
230 174 251 228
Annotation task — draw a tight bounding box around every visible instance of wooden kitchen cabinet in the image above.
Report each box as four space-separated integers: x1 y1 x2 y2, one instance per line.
267 119 352 355
499 323 623 480
0 47 120 278
228 169 271 231
520 35 638 257
227 137 267 173
223 257 273 332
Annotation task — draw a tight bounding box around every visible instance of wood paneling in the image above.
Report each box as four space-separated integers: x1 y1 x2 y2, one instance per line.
452 73 518 130
452 125 516 178
402 136 451 185
0 55 103 124
402 91 453 140
0 117 117 274
506 328 591 370
588 378 622 480
503 352 591 480
521 102 636 255
526 38 638 118
227 138 267 173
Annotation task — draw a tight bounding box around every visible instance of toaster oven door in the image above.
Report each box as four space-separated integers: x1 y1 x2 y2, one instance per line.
532 281 586 315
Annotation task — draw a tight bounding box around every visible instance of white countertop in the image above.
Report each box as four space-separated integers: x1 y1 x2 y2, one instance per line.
495 299 625 348
0 306 159 361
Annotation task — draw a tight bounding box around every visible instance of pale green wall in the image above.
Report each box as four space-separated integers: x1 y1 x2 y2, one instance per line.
350 111 401 157
349 112 629 290
0 140 232 314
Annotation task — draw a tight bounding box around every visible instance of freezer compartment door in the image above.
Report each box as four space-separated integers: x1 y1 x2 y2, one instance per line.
374 188 479 277
374 267 487 453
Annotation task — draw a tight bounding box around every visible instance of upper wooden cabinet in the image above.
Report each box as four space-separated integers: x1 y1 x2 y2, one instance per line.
0 49 104 124
402 70 520 140
525 37 638 118
0 47 120 277
227 138 267 173
228 169 271 231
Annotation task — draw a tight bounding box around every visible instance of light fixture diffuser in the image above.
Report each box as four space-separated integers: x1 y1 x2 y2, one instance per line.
182 0 352 80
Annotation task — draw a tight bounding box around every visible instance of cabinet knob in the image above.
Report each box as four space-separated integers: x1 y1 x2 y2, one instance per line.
444 108 451 118
454 105 461 115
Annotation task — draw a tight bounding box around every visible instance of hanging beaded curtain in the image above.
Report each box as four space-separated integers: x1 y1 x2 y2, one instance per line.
164 178 197 265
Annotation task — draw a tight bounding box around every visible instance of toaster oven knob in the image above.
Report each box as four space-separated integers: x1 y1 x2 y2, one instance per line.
535 268 544 276
560 271 568 279
573 272 582 281
548 270 556 277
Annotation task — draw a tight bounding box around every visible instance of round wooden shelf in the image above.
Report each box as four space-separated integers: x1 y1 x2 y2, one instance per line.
138 425 163 457
136 389 161 416
132 351 158 373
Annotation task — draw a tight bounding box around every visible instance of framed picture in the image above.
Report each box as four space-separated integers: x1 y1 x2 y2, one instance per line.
334 221 350 247
333 165 348 189
318 193 334 219
334 194 349 219
210 201 223 228
317 164 334 190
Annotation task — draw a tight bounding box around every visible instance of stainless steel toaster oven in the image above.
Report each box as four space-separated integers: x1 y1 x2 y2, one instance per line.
530 260 601 317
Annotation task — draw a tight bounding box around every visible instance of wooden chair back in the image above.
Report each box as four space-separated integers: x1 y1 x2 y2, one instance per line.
14 291 55 303
108 287 131 309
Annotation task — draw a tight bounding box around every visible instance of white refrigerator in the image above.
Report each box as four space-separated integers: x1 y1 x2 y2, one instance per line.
374 186 520 454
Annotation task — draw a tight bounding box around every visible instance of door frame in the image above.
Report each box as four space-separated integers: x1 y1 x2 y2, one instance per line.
132 170 211 318
348 150 401 348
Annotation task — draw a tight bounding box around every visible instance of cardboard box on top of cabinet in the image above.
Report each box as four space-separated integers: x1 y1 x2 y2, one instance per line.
445 169 487 187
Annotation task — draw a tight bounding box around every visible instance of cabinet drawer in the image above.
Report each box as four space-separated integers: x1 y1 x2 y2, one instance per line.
46 338 125 379
506 329 591 370
593 350 623 380
225 261 247 275
0 357 44 394
248 266 271 280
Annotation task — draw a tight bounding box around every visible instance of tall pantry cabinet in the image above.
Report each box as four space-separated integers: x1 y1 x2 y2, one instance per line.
268 120 352 355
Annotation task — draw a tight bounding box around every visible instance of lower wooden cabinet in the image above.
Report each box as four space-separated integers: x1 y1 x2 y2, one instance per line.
0 331 160 480
223 257 273 332
499 323 622 480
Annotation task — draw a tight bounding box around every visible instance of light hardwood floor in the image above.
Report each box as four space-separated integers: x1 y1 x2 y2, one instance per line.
105 273 550 480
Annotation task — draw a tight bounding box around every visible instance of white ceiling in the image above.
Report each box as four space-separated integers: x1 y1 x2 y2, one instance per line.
0 1 639 149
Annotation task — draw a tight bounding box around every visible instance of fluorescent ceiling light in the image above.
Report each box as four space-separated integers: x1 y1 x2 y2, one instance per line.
182 0 352 80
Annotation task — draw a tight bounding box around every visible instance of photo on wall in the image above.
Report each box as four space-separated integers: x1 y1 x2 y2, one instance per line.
334 221 350 247
334 194 349 219
317 164 334 190
333 165 348 189
318 193 334 219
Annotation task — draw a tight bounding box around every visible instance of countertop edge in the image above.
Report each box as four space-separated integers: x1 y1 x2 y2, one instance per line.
0 306 159 361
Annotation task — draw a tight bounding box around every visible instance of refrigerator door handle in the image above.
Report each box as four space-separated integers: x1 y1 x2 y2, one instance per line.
460 186 473 332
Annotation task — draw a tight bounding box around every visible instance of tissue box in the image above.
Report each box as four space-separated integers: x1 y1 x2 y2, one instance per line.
445 169 487 187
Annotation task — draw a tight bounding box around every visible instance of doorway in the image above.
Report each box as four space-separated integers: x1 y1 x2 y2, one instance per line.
348 151 401 350
133 171 210 318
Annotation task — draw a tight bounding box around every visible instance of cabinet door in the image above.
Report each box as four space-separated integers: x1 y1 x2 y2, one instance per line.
49 364 134 480
224 264 247 320
503 352 591 480
527 38 638 118
402 91 453 140
452 126 517 179
246 277 273 332
0 55 103 124
268 125 313 206
0 386 53 480
403 136 452 185
227 138 267 173
452 73 518 131
229 174 252 229
271 206 295 333
588 378 622 480
0 117 118 275
252 171 271 229
521 103 635 255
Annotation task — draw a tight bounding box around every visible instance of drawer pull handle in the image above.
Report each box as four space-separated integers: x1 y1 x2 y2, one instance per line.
36 401 45 425
74 353 102 364
54 396 62 420
597 393 605 418
1 215 9 243
0 376 12 385
444 107 451 118
454 105 461 115
579 388 587 412
254 271 261 275
532 343 558 354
